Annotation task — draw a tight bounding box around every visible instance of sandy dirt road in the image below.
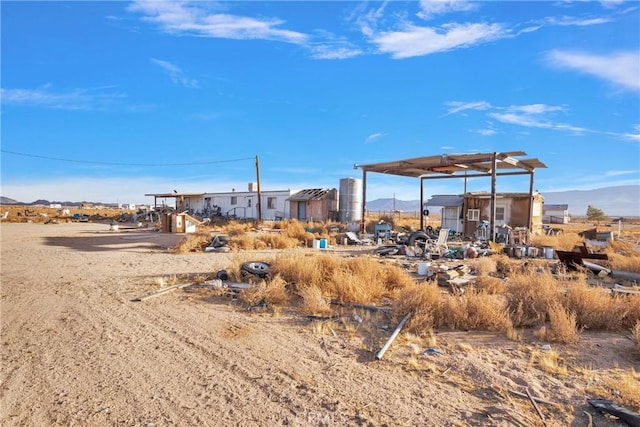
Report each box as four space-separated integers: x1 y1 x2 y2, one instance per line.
1 222 637 426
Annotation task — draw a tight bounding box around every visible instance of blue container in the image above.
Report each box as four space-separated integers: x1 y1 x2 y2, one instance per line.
319 238 327 249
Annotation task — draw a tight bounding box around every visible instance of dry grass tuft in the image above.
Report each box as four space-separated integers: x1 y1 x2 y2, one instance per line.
546 302 580 344
633 321 640 352
563 281 628 331
440 291 512 332
505 269 560 327
605 242 640 272
237 275 290 308
272 252 339 291
468 257 497 276
382 264 417 293
530 231 584 251
529 348 568 376
329 268 387 304
624 295 640 329
590 369 640 410
298 285 332 315
173 230 212 253
493 254 516 276
394 282 442 335
473 276 506 294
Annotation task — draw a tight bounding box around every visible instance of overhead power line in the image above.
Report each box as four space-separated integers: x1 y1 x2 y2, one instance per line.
1 149 254 167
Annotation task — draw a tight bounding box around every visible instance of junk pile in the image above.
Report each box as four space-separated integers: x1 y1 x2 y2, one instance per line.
204 234 230 252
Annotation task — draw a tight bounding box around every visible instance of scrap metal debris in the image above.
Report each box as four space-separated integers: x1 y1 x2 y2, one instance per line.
587 398 640 427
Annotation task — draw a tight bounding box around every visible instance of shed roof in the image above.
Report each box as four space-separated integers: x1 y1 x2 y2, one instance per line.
288 188 334 201
424 195 464 207
356 151 546 178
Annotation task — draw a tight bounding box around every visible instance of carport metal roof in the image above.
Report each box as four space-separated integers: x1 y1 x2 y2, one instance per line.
355 151 547 239
356 151 546 178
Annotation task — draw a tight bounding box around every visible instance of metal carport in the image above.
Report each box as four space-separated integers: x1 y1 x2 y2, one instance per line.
355 151 547 241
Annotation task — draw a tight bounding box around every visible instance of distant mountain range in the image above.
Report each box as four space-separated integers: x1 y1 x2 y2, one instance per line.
0 197 118 208
365 185 640 217
2 185 638 217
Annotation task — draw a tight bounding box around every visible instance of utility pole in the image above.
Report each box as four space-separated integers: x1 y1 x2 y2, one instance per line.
255 155 262 221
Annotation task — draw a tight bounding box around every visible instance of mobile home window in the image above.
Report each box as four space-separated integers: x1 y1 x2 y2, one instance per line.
267 197 277 210
496 207 505 221
247 199 252 207
231 196 237 205
467 209 480 221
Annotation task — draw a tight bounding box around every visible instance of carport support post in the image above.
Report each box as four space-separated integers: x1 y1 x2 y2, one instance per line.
527 171 534 231
490 152 497 242
255 155 262 221
420 177 425 231
360 169 367 233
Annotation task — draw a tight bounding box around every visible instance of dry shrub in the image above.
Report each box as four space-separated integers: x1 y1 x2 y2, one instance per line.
272 252 339 291
440 291 512 332
473 276 506 294
382 264 416 293
283 220 311 240
298 285 332 315
468 257 497 276
505 269 560 327
227 234 257 251
329 268 386 304
394 282 443 335
546 302 580 344
222 220 254 236
626 297 640 330
237 275 290 307
530 231 583 251
494 254 516 276
605 249 640 273
564 281 627 330
173 230 212 253
633 321 640 351
529 349 568 376
596 369 640 411
257 233 301 249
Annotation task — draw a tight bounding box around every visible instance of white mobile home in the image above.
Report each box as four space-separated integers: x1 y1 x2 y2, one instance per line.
202 189 296 220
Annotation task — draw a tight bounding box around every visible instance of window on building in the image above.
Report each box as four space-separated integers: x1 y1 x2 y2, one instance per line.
496 207 505 222
231 196 237 205
247 199 252 207
267 197 277 209
467 209 480 221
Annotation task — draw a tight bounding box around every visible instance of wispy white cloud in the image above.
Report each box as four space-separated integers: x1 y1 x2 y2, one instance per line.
150 58 199 88
545 50 640 91
444 101 492 115
309 38 363 60
542 15 612 26
448 101 636 140
622 124 640 141
365 133 387 144
605 170 637 177
417 0 477 20
0 86 126 110
128 1 308 44
371 22 507 59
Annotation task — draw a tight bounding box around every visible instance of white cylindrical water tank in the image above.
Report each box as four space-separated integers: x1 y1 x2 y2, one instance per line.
339 177 362 223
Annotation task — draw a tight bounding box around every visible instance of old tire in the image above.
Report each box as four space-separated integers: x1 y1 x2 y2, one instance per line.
241 261 271 278
408 231 429 247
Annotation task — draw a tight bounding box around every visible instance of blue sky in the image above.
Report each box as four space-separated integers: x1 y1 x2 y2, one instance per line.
1 0 639 205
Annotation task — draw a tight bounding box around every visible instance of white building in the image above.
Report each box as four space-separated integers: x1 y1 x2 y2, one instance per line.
543 204 570 224
147 186 298 220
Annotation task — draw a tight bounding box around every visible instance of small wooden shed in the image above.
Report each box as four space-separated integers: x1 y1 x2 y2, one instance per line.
288 188 338 222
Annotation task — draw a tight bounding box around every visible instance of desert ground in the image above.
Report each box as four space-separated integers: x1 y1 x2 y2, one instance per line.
1 221 639 427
